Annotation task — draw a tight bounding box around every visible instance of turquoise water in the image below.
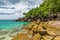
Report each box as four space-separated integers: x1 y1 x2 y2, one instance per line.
0 20 29 30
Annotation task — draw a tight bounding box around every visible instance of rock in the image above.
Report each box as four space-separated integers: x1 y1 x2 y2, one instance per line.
12 33 32 40
47 30 56 36
24 24 34 30
47 21 60 36
37 22 47 35
0 30 8 35
42 22 48 29
33 33 41 40
15 18 24 21
32 24 38 32
42 35 54 40
38 22 45 31
54 36 60 40
41 39 44 40
27 30 33 38
12 21 60 40
20 29 28 34
0 37 5 40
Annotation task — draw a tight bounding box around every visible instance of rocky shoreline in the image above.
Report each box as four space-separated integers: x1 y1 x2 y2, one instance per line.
12 21 60 40
0 24 27 40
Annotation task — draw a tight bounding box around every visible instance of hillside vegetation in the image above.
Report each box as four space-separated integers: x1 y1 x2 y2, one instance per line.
24 0 60 21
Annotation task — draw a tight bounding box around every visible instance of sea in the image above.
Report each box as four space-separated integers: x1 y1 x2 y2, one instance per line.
0 20 30 40
0 20 29 30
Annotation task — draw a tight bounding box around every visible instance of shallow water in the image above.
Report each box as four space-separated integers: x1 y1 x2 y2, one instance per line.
0 20 30 40
0 20 29 30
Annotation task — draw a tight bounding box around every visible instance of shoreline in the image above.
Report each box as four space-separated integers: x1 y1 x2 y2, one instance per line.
0 23 30 40
0 20 60 40
12 21 60 40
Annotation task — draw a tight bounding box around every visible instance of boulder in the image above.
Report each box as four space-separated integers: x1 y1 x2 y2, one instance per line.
42 35 54 40
41 39 44 40
0 30 8 35
54 36 60 40
27 30 33 38
32 24 38 32
47 21 60 36
33 33 41 40
47 30 56 36
24 24 32 30
12 33 32 40
37 22 47 35
24 23 34 30
38 22 46 31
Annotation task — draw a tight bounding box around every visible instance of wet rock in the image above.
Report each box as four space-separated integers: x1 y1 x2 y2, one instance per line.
0 30 8 35
19 29 28 34
0 37 5 40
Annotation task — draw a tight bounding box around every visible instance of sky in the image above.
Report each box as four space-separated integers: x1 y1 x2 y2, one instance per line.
0 0 43 20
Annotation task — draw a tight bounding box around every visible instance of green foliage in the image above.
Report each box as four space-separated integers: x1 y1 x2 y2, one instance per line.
24 0 60 20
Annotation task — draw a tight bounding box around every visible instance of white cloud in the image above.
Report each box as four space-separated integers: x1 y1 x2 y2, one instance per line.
0 0 43 20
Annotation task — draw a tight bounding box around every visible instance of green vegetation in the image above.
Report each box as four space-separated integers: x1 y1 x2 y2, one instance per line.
24 0 60 21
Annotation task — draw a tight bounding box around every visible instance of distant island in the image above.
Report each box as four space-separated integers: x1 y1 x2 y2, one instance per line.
15 18 24 21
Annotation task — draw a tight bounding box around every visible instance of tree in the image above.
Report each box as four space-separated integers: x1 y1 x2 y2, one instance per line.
24 0 60 21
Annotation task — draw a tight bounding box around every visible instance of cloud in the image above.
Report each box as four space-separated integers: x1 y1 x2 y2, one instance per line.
0 0 43 20
7 0 20 4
